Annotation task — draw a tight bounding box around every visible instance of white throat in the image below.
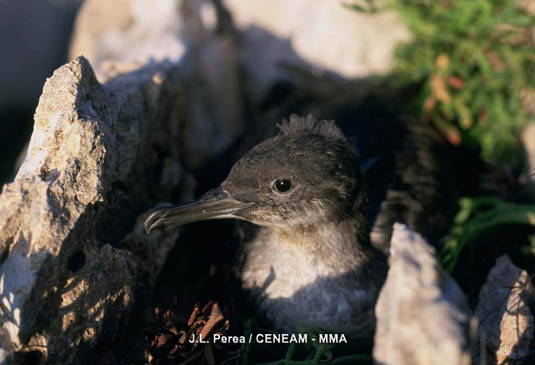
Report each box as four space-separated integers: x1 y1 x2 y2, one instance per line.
239 221 378 337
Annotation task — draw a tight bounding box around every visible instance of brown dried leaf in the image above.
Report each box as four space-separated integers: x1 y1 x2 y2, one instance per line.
448 76 465 90
486 51 506 72
436 53 450 69
424 95 437 112
187 303 200 327
146 300 233 363
155 333 173 348
430 74 451 104
220 319 230 333
201 300 216 315
178 331 187 345
199 302 225 341
432 118 461 145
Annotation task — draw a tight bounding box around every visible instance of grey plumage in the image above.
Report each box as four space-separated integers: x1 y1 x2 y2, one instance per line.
144 116 405 341
224 115 386 341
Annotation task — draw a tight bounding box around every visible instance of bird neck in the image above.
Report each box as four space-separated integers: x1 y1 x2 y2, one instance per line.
271 212 372 272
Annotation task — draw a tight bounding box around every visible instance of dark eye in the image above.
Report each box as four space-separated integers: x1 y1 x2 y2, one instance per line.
273 178 292 193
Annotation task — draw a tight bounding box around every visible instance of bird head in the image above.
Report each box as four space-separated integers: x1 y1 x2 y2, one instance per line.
144 116 366 234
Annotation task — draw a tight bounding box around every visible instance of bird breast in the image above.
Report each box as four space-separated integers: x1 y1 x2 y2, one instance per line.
240 227 377 338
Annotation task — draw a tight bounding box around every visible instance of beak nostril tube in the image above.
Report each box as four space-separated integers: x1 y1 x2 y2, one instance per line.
144 187 253 233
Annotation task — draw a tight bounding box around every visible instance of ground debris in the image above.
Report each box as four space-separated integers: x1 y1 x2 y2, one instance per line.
145 298 236 364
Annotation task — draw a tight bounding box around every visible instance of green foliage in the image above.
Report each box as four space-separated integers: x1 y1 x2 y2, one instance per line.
441 197 535 272
390 1 535 269
358 0 534 167
350 0 535 271
397 0 533 166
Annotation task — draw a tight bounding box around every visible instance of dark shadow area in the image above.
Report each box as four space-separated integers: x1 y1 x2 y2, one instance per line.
147 22 478 364
0 108 33 183
454 225 535 306
0 0 82 185
17 202 154 364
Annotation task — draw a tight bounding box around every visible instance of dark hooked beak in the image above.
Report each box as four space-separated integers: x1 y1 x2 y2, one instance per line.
144 187 253 233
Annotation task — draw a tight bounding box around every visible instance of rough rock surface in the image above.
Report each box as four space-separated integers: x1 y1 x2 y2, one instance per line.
0 55 184 364
474 255 534 364
69 0 184 72
373 223 472 365
70 0 244 169
223 0 410 102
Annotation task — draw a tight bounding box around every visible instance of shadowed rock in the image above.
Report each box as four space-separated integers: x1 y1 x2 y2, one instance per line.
474 255 534 364
223 0 410 103
0 0 247 361
373 223 472 365
0 55 184 363
70 0 244 170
